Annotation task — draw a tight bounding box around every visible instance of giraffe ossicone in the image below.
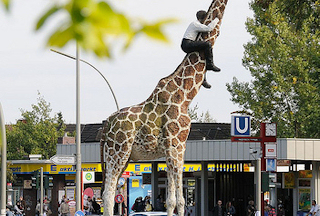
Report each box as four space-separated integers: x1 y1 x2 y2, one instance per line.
100 1 228 215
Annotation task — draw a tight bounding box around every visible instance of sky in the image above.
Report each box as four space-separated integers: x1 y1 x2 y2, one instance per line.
0 0 253 124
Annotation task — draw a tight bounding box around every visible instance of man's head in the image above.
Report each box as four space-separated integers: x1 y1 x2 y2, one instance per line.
217 200 222 206
196 10 207 22
312 200 316 206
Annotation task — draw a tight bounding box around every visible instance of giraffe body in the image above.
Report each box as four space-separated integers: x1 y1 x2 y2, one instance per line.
101 1 228 215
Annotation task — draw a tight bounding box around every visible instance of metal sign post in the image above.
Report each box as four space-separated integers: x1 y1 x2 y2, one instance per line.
231 117 277 215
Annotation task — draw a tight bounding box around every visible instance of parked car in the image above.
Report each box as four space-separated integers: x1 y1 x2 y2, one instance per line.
129 212 177 216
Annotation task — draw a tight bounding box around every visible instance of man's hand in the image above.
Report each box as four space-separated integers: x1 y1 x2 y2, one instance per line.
216 12 222 19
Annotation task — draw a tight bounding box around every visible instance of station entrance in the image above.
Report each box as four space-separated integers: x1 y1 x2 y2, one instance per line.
155 170 254 215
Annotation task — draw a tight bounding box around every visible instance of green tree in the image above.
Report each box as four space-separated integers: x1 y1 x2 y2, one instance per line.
255 0 320 30
2 0 174 58
188 105 216 123
6 94 66 160
226 0 320 138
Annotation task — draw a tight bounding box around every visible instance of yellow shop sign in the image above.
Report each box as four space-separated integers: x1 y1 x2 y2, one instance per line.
10 163 102 174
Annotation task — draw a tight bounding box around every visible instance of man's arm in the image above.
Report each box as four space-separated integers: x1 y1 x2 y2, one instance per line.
202 11 222 31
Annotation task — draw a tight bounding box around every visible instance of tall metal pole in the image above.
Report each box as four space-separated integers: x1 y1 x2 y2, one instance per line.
75 43 82 211
0 103 7 216
255 158 261 215
40 167 44 216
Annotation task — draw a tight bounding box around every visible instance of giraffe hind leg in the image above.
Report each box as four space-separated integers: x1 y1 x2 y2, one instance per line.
103 151 131 216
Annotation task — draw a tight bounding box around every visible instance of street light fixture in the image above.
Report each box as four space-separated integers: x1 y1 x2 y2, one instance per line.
50 49 119 112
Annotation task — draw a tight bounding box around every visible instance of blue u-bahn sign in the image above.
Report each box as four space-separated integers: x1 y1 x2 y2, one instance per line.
231 115 251 136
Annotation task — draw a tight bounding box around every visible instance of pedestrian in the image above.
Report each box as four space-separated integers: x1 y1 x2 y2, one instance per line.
264 201 268 216
266 204 276 216
14 201 23 216
181 10 222 89
309 200 320 216
18 196 26 213
60 199 69 216
145 200 153 212
246 200 256 216
35 200 41 216
225 201 236 216
84 196 93 215
154 195 165 211
212 200 225 216
131 196 145 212
91 197 100 214
277 204 285 216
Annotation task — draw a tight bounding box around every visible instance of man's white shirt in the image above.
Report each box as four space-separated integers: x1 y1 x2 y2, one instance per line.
183 18 219 41
310 204 320 216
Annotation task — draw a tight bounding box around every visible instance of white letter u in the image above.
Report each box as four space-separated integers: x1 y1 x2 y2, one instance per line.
236 117 248 134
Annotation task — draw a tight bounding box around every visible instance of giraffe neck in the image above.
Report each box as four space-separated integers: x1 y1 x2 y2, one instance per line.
201 0 228 45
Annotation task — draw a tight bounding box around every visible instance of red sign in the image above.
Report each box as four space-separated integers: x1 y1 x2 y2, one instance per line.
115 194 124 203
121 171 130 178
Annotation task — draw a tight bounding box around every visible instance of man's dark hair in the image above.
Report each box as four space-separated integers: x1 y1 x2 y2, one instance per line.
196 10 207 22
313 200 316 204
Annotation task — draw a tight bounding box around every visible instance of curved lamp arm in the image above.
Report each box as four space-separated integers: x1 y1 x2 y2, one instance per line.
50 49 120 112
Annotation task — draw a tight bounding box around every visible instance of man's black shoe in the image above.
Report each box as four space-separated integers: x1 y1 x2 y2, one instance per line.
206 64 221 72
202 80 212 89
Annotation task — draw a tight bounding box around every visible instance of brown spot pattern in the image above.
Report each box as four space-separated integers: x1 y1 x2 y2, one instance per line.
184 66 195 77
172 89 184 104
158 91 170 103
166 105 179 119
168 122 179 136
115 131 126 143
177 129 189 142
187 88 198 100
178 115 190 128
183 78 193 91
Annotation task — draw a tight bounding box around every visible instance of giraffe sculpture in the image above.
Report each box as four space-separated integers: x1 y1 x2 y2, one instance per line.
100 0 228 215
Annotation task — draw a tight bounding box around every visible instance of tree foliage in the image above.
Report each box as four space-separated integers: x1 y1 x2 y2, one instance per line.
227 0 320 138
255 0 320 30
2 0 175 58
188 105 216 123
6 94 65 160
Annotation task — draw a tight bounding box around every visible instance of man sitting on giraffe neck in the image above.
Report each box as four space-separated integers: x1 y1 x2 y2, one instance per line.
181 10 222 89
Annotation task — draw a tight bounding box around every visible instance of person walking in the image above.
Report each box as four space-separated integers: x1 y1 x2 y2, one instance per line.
131 197 145 212
309 200 320 216
14 201 23 216
246 200 256 216
84 196 93 215
226 201 236 216
154 195 165 211
266 204 276 216
277 204 285 216
35 200 41 216
212 200 225 216
60 199 69 216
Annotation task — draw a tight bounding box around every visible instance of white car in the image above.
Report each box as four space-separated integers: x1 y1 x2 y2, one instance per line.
129 212 177 216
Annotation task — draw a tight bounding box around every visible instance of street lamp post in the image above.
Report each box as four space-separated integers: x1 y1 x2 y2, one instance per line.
52 47 119 212
0 103 7 216
75 44 82 211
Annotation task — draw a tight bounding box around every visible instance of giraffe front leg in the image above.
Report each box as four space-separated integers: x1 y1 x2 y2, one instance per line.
166 170 176 216
175 162 185 216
